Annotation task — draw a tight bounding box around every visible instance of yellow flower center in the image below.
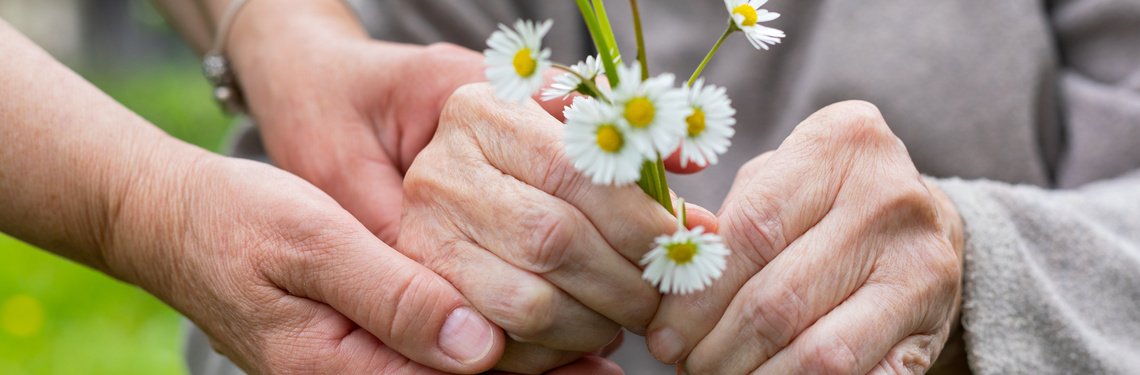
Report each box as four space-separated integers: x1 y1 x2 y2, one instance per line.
686 108 706 137
733 4 759 27
666 242 698 265
624 97 656 128
596 124 624 153
513 48 537 77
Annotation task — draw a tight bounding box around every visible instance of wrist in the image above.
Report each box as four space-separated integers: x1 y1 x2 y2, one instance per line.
100 133 218 293
923 178 966 329
924 179 964 267
222 0 366 83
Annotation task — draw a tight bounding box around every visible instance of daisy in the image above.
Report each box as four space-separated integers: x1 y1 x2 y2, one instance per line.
678 79 736 168
611 63 688 158
641 211 731 295
541 55 605 101
484 19 554 102
724 0 785 50
563 96 645 185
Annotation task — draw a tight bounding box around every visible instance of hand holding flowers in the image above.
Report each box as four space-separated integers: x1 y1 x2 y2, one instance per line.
399 83 718 373
647 102 965 374
483 0 785 296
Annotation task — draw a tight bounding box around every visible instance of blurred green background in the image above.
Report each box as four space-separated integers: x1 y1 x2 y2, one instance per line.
1 1 232 373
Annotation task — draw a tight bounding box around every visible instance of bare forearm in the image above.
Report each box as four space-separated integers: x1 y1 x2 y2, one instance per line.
0 20 202 275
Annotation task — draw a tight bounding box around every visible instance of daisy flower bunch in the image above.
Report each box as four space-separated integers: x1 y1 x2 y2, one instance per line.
483 0 785 294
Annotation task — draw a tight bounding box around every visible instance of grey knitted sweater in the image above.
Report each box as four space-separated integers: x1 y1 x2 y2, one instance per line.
186 0 1140 374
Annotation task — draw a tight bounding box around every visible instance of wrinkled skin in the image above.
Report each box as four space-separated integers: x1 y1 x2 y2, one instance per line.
646 101 965 375
102 152 510 374
400 83 718 374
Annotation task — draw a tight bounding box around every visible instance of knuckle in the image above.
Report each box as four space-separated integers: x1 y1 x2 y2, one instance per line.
518 207 575 274
402 153 448 202
440 83 493 127
742 284 808 355
386 270 450 341
724 192 786 268
799 100 896 151
834 100 885 127
873 181 942 235
536 142 586 199
801 336 860 374
498 282 559 340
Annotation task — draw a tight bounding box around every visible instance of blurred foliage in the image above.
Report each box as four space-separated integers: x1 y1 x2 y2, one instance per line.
0 64 232 375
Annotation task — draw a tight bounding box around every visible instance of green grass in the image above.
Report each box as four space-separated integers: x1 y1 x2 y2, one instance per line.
0 64 232 375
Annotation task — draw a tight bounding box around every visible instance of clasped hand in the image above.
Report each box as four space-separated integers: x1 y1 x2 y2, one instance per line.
403 86 965 374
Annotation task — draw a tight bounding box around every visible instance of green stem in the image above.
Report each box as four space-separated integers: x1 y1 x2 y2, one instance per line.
629 0 648 80
552 63 608 102
627 0 673 214
593 0 621 63
637 161 657 203
688 23 736 87
653 157 674 214
576 0 621 87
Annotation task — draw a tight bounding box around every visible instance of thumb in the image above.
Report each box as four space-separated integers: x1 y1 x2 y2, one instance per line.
266 219 506 374
684 202 719 233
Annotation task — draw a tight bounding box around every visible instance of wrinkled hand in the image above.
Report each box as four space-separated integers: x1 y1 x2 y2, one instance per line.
647 101 965 374
400 83 715 374
103 153 509 374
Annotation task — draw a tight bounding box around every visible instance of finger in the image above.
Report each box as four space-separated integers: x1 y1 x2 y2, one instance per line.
404 132 661 333
645 153 784 364
683 209 878 374
647 103 889 363
325 325 450 374
683 201 719 233
264 215 504 374
230 292 449 375
546 355 624 375
753 285 921 375
487 354 623 375
449 160 659 332
596 330 625 358
404 232 621 352
445 84 676 262
466 181 659 332
493 339 584 374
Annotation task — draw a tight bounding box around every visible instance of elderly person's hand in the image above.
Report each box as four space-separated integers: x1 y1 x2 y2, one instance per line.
222 0 564 244
399 83 716 374
646 101 966 374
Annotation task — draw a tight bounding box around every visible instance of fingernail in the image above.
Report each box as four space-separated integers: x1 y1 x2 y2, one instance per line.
439 307 495 364
648 327 685 364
